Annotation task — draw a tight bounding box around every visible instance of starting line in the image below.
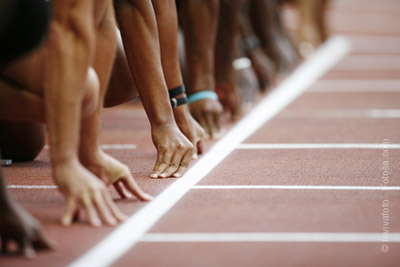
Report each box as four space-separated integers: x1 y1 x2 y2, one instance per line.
192 185 400 191
141 232 400 243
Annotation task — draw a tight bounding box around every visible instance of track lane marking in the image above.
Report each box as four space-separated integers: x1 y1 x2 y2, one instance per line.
8 185 58 189
44 144 138 150
308 80 400 93
140 232 400 243
192 185 400 191
69 36 351 267
334 55 400 70
9 184 400 191
280 110 400 119
236 143 400 149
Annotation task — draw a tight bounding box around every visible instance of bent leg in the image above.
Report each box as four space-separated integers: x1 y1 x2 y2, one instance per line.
0 121 45 162
103 32 138 108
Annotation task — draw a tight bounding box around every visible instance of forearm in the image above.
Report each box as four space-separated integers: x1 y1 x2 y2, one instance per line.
249 0 283 45
80 4 117 159
152 0 182 89
180 0 219 93
44 0 95 167
215 0 243 85
116 0 174 127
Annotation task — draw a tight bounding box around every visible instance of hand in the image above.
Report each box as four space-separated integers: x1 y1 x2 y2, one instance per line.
0 202 54 258
263 33 299 75
150 123 194 178
81 150 153 200
189 98 224 140
173 105 206 158
54 160 127 227
216 82 242 121
248 48 277 91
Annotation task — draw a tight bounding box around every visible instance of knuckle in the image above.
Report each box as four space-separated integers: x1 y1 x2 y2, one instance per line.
169 163 179 168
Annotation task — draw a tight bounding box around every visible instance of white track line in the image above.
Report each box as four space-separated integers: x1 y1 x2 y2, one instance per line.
236 143 400 149
334 55 400 71
69 36 351 267
140 232 400 243
192 185 400 191
308 80 400 93
44 144 137 150
8 185 58 189
280 109 400 119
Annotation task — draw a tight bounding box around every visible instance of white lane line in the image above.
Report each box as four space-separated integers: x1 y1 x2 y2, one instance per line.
346 35 400 54
44 144 137 150
69 36 351 267
140 232 400 243
192 185 400 191
334 55 400 71
236 143 400 149
308 80 400 93
8 185 58 189
281 110 400 119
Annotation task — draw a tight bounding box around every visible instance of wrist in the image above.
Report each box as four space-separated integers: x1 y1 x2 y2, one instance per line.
187 76 216 95
52 157 80 172
173 104 190 124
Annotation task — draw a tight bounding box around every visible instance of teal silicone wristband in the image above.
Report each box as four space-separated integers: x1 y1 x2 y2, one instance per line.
188 91 218 104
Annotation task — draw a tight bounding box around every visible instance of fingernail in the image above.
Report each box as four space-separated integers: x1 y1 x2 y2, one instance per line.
192 153 198 160
142 193 154 201
109 218 117 226
24 248 36 258
159 173 167 178
119 214 128 221
150 173 158 179
173 173 181 178
61 218 71 227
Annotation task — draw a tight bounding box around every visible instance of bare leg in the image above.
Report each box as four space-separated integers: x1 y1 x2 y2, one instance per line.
103 33 138 108
0 121 45 162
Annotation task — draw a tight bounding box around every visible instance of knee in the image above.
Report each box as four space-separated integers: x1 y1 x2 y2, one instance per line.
82 67 100 118
0 120 46 162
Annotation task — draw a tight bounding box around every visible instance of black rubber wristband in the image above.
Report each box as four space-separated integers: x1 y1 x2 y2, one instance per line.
170 94 188 109
241 36 261 51
168 85 186 99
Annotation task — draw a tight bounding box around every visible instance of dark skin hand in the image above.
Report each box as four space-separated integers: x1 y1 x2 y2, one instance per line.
239 2 276 91
0 171 55 257
247 48 277 90
249 0 299 74
115 0 194 178
152 0 206 157
189 99 223 139
295 0 330 57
